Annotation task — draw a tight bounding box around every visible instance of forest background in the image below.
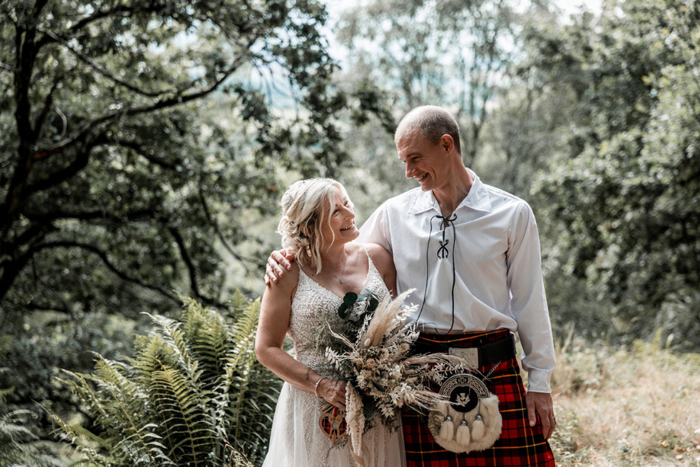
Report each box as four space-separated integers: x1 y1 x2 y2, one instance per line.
1 0 699 465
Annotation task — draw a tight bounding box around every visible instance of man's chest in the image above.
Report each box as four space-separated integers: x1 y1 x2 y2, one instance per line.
387 212 511 268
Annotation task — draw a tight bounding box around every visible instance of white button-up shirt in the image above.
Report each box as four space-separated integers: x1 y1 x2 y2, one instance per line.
357 171 556 393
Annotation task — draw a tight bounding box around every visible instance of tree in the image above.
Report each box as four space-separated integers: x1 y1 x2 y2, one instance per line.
531 0 700 348
0 0 350 320
336 0 543 164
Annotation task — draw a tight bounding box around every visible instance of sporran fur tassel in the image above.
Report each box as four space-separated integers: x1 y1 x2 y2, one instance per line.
471 413 485 441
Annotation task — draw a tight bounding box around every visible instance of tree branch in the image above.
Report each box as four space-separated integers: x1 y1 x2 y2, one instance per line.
69 4 160 34
33 76 62 139
34 4 163 50
166 226 202 300
31 49 251 163
26 134 105 195
109 139 176 169
43 30 178 98
28 241 180 303
1 13 45 238
198 189 253 273
23 207 156 224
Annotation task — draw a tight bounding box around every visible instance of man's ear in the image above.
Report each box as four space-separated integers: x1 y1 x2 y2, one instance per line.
440 134 455 153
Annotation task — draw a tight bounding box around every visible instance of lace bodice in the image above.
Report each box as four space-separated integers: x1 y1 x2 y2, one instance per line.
288 245 390 376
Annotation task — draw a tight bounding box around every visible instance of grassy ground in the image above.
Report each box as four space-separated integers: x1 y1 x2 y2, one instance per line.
547 331 700 466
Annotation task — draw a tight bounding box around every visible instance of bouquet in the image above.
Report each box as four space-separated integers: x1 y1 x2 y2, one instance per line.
322 289 468 466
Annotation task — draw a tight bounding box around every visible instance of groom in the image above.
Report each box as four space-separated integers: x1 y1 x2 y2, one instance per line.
267 106 556 466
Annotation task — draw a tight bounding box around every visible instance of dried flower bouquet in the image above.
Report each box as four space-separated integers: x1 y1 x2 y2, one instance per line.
320 289 467 465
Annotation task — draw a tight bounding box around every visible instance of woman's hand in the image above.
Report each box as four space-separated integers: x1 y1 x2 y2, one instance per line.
317 378 347 410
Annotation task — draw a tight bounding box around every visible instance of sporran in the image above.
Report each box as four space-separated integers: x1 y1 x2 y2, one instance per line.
427 372 502 453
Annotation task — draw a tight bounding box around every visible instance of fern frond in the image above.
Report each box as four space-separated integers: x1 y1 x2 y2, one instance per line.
45 409 111 466
0 386 14 405
130 334 177 381
226 298 260 372
149 367 217 465
181 298 229 387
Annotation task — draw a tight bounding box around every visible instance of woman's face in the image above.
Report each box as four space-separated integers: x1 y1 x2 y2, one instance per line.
319 187 358 248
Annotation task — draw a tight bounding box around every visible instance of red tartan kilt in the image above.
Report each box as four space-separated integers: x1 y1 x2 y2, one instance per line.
402 329 556 466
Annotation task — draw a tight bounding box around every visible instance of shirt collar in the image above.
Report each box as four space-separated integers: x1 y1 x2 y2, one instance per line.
407 169 492 215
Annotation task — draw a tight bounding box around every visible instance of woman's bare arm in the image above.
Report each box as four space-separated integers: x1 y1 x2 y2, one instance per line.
255 264 346 409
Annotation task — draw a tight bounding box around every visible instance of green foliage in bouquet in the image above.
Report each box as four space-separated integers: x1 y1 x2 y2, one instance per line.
48 292 280 466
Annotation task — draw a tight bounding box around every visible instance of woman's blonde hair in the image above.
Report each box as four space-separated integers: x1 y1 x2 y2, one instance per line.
277 178 351 274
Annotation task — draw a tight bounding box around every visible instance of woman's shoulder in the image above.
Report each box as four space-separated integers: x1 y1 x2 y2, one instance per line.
266 260 301 294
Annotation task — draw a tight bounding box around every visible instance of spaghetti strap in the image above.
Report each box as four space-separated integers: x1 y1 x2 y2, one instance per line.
361 243 379 276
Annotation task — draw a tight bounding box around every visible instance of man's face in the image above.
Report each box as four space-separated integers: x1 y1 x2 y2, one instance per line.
397 129 450 192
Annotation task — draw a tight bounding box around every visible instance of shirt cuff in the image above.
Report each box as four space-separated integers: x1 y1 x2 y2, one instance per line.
526 368 552 393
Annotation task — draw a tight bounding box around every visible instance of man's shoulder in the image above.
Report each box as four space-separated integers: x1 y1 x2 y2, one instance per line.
378 187 423 212
482 183 531 212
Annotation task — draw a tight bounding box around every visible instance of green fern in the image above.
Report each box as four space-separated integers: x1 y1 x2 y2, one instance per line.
1 391 65 466
50 293 280 466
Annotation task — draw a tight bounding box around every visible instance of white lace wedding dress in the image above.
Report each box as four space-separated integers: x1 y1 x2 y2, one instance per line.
262 246 405 467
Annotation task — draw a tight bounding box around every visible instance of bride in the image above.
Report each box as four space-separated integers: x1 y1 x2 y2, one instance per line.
255 178 405 466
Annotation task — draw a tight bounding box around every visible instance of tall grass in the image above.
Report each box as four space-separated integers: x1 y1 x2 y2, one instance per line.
549 329 700 466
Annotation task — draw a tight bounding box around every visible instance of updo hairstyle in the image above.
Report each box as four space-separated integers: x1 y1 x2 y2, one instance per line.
277 178 352 274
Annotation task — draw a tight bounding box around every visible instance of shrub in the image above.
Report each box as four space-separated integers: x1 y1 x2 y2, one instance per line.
50 292 281 466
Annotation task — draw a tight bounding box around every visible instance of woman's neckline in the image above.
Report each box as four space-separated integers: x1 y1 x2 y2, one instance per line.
298 244 373 301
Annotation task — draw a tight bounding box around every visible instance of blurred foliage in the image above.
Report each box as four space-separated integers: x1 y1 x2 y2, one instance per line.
0 336 63 466
50 293 274 466
528 0 700 349
0 308 138 422
334 0 700 351
336 0 528 163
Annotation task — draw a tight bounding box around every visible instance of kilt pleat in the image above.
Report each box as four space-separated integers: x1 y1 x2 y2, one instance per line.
403 329 556 466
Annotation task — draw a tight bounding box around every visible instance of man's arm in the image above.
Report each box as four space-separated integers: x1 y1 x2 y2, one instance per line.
507 201 557 439
265 202 392 286
356 202 392 253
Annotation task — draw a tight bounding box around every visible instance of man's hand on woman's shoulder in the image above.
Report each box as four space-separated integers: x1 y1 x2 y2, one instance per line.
265 249 296 285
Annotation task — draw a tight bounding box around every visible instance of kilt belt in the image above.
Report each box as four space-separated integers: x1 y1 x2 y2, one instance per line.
412 331 517 368
402 328 556 467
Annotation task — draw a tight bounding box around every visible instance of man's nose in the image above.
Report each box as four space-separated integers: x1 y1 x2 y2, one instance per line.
405 163 414 178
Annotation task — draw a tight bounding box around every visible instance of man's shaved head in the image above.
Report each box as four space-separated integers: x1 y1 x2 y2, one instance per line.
394 106 461 155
